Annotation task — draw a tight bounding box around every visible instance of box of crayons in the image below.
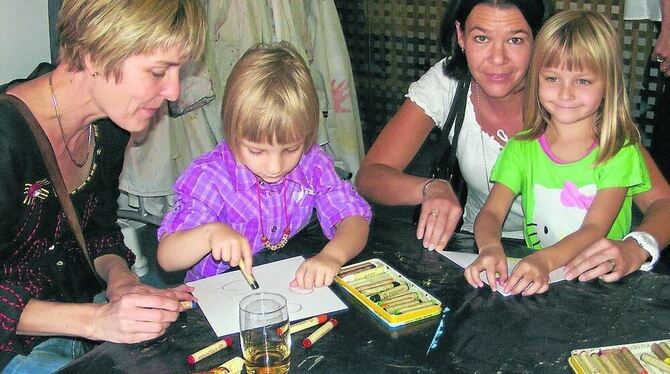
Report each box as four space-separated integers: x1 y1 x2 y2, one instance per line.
334 259 442 328
569 339 670 374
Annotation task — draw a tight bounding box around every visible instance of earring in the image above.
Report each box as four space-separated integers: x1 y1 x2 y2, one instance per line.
91 72 99 78
461 47 465 53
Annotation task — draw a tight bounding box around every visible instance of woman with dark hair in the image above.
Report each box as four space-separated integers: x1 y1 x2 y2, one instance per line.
355 0 670 282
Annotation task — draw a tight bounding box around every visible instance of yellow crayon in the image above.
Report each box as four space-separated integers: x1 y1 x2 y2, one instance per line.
187 337 234 364
180 300 197 310
192 356 246 374
589 352 609 374
641 353 670 373
578 352 597 374
393 302 438 315
380 293 419 309
341 266 386 282
302 319 337 348
277 314 328 335
238 258 259 290
661 342 670 360
361 282 400 296
357 278 396 292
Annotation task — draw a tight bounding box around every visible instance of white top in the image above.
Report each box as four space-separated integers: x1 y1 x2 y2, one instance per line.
624 0 661 21
406 59 524 239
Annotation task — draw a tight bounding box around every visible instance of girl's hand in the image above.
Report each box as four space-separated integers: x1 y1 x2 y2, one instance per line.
291 253 341 290
208 223 252 269
464 245 507 292
504 253 551 296
88 293 181 344
416 179 463 251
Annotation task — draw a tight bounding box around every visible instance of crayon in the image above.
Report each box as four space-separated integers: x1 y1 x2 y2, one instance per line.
356 278 396 292
641 353 670 373
348 274 392 288
661 342 670 359
578 352 598 374
589 352 609 374
361 282 401 296
341 266 386 282
192 356 245 374
338 263 375 278
666 358 670 366
302 318 337 348
378 290 417 305
652 343 669 360
392 302 438 315
238 258 259 290
369 284 410 302
620 347 647 374
180 300 197 310
379 293 419 309
187 337 234 364
573 352 594 374
277 314 328 335
603 349 631 374
599 351 621 374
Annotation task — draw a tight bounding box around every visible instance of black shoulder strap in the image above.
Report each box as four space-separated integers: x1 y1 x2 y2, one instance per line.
432 80 470 179
0 93 103 286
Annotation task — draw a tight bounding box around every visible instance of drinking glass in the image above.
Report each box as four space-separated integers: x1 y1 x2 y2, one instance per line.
239 292 291 374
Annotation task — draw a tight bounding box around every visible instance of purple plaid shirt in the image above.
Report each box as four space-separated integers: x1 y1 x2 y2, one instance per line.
158 142 372 281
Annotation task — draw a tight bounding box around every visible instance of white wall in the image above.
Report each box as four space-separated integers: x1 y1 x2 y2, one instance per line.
0 0 50 83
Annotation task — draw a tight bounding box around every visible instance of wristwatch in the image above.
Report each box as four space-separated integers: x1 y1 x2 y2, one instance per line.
623 231 660 271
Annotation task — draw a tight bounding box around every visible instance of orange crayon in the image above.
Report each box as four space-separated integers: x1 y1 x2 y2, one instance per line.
620 347 647 374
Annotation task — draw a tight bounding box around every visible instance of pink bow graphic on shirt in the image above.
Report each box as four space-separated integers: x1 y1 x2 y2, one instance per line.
560 181 594 210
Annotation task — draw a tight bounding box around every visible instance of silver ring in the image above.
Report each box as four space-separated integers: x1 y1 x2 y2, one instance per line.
657 56 666 63
428 209 439 218
607 259 616 273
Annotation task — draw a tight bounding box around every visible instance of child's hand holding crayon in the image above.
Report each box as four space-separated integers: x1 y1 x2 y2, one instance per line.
464 244 508 292
207 222 253 272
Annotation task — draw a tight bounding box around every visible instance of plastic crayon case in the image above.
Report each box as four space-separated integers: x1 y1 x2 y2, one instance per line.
569 338 670 374
335 259 442 329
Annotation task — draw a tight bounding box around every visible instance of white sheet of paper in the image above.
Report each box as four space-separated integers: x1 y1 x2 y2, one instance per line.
439 251 566 296
187 256 347 337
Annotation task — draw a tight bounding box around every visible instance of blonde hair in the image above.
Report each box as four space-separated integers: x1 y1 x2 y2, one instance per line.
57 0 206 81
522 9 639 164
222 42 319 153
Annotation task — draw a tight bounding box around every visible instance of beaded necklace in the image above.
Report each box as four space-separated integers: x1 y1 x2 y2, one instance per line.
255 181 291 251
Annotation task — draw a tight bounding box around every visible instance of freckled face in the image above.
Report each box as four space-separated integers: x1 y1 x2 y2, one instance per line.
91 49 187 133
457 4 534 98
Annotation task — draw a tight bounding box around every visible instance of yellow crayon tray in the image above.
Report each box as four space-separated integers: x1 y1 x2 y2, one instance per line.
569 339 670 374
335 259 442 329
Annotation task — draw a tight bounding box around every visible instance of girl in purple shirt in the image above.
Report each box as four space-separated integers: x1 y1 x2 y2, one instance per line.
157 42 371 289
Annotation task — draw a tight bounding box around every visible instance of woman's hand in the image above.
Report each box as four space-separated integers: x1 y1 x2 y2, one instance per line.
563 238 649 282
88 292 182 344
464 245 507 292
416 179 463 251
291 252 342 289
503 252 551 296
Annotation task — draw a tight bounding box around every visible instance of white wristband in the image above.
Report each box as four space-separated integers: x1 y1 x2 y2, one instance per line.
623 231 660 272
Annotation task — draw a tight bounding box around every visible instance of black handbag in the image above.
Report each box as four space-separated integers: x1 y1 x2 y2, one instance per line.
430 79 469 206
413 80 470 225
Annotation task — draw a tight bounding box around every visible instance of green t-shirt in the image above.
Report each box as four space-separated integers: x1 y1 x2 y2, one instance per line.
491 135 651 249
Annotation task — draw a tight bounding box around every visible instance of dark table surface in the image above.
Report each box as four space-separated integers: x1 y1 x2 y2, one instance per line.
60 217 670 373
